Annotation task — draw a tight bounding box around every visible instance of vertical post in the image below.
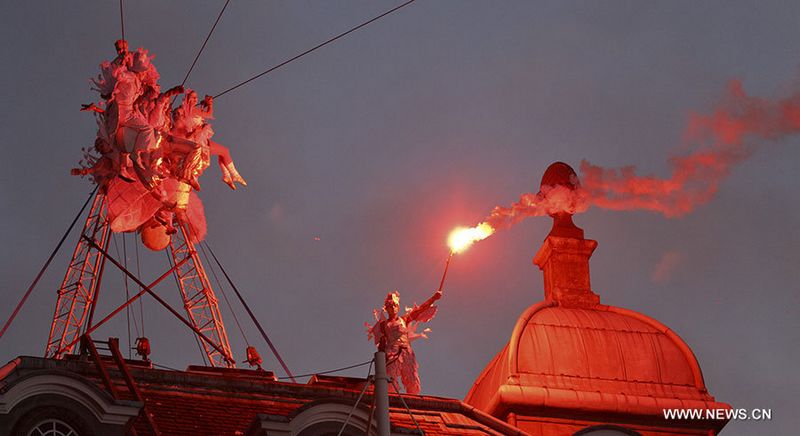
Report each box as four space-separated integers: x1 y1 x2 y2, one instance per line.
374 351 391 436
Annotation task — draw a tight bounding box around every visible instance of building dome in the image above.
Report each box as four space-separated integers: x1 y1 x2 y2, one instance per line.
514 304 701 391
464 163 729 435
465 303 718 418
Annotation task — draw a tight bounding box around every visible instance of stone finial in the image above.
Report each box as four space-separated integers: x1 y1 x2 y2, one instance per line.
533 162 600 307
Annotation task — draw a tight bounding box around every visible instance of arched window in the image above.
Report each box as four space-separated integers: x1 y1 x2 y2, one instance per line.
27 419 80 436
297 421 362 436
574 424 642 436
249 400 375 434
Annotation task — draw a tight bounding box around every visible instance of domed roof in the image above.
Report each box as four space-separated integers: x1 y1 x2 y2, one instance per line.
464 162 728 434
465 301 722 419
512 304 700 387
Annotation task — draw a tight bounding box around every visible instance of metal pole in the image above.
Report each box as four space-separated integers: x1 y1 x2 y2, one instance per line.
374 351 391 436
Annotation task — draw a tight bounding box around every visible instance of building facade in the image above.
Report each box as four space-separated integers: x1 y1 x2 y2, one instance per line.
0 164 729 435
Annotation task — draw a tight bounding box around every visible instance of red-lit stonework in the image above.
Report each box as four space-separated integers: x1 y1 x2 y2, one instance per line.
464 165 730 435
0 357 523 435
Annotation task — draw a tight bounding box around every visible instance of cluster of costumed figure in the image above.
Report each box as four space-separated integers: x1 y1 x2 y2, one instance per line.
74 40 246 250
366 289 442 394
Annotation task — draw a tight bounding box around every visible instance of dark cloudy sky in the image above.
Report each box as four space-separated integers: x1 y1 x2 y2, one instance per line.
1 2 798 434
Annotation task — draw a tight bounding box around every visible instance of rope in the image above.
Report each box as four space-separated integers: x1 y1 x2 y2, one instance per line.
213 0 418 99
135 235 145 336
203 241 296 381
110 234 134 356
119 0 125 41
198 241 249 344
122 234 134 358
391 378 424 435
192 328 210 367
277 359 373 380
0 186 98 342
180 0 232 87
337 360 374 436
366 390 376 436
126 234 142 338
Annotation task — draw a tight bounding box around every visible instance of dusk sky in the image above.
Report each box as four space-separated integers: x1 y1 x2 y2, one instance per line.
1 2 798 434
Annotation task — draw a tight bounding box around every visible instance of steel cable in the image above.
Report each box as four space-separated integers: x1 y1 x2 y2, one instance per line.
0 186 98 342
203 241 296 381
180 0 232 87
213 0 417 99
337 359 374 436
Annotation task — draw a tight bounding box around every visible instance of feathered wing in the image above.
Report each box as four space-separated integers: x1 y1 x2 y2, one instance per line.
90 61 116 97
403 303 438 343
365 308 386 345
405 323 432 343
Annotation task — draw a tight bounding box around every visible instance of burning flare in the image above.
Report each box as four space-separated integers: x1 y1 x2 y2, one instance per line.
447 222 495 253
447 163 586 252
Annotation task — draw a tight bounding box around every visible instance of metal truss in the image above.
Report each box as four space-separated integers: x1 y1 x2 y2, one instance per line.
45 193 234 367
45 193 111 358
168 221 235 367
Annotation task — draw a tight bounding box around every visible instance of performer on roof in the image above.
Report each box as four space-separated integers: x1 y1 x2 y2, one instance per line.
367 289 442 394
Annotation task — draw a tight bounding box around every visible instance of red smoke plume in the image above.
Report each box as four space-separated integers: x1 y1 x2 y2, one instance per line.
464 79 799 241
581 79 800 217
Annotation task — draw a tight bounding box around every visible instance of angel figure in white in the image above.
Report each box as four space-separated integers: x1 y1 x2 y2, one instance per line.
366 289 442 394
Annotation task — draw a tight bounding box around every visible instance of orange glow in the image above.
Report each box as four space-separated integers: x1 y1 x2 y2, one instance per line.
448 222 495 253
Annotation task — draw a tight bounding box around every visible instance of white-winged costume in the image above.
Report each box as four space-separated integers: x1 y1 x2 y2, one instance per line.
75 40 247 249
366 291 440 394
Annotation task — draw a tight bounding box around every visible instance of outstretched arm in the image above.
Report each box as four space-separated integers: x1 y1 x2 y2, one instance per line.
404 290 442 323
